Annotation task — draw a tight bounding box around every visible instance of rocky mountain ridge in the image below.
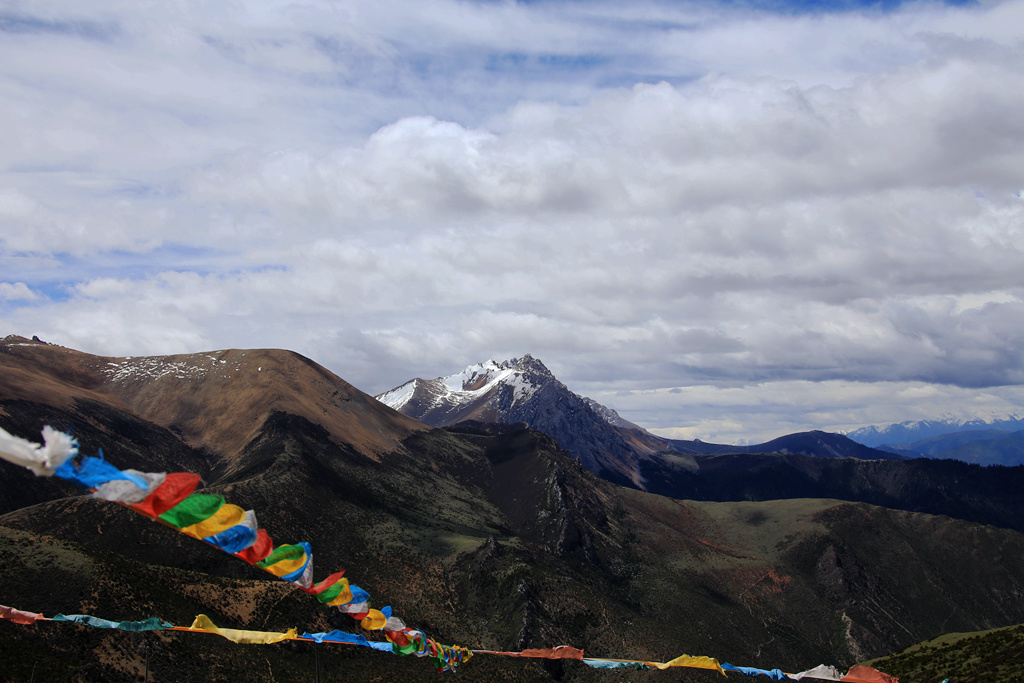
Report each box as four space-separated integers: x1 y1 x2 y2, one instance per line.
377 354 652 486
378 356 908 490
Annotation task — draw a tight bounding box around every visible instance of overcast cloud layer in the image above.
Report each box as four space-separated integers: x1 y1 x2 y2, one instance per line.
2 0 1023 443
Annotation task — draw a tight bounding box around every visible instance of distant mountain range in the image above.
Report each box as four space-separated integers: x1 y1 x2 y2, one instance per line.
847 415 1024 447
377 355 1024 470
665 429 905 460
377 355 901 484
377 356 1024 531
847 416 1024 466
4 336 1024 681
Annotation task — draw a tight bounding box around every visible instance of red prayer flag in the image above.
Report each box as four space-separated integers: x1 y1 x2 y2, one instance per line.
0 604 42 624
386 630 411 647
232 529 273 564
841 665 899 683
305 569 345 595
129 472 200 518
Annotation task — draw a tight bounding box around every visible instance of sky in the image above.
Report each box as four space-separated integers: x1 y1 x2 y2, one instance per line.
1 0 1023 444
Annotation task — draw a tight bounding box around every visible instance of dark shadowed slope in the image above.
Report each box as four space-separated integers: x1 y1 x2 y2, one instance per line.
640 450 1024 533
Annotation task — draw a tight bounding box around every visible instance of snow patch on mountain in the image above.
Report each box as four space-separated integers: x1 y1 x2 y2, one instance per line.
101 352 251 384
377 356 544 414
377 379 418 409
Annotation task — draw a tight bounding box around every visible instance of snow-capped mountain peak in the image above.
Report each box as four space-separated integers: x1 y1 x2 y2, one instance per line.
375 355 648 485
444 355 545 393
376 355 554 419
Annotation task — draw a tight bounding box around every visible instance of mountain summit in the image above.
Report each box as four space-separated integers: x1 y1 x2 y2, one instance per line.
377 355 648 485
376 354 553 426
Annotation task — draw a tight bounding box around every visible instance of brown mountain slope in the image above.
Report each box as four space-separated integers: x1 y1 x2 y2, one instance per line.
0 335 427 476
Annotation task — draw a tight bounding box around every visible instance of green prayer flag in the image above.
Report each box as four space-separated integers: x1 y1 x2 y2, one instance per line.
158 494 225 529
257 543 306 568
316 582 345 604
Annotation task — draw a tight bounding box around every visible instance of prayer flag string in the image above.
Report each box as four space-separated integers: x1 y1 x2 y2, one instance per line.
0 424 469 671
0 425 898 681
0 603 900 681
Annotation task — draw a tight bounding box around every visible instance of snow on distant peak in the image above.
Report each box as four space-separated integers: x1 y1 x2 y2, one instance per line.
443 359 508 392
503 367 541 404
375 379 419 409
847 413 1024 447
376 356 551 412
438 357 543 407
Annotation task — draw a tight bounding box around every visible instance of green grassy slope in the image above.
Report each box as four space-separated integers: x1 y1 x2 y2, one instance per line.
865 623 1024 682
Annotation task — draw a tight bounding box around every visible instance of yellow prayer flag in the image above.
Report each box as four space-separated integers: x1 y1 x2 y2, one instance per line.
360 609 388 631
188 614 297 645
648 653 726 675
181 504 247 539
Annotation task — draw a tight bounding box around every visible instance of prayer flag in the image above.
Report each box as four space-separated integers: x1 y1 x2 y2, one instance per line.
0 604 43 624
188 614 297 644
159 493 226 529
0 425 77 476
130 472 201 517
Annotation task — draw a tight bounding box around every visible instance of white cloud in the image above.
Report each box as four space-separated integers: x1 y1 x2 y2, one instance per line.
0 282 38 301
0 187 37 218
588 380 1024 444
3 0 1024 438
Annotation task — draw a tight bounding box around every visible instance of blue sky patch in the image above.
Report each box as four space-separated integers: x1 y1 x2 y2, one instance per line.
0 12 119 41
